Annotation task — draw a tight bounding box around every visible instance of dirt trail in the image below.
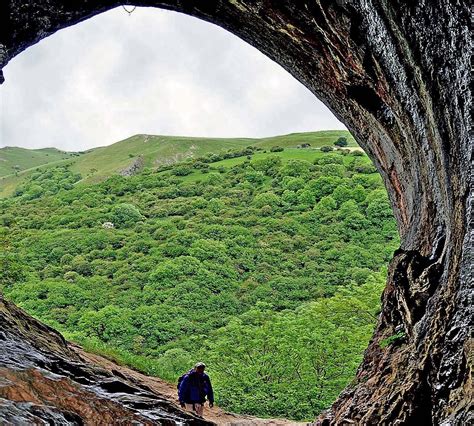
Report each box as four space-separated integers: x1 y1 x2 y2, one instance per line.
76 346 308 426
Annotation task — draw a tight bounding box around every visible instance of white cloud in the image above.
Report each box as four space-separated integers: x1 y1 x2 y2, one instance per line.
0 7 346 151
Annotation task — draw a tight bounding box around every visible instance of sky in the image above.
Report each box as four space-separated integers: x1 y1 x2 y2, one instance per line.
0 6 346 151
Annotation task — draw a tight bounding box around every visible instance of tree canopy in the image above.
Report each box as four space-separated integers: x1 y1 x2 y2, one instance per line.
0 148 398 421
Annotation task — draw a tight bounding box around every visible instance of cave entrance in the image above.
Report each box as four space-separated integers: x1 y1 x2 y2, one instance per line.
1 2 470 425
0 6 397 422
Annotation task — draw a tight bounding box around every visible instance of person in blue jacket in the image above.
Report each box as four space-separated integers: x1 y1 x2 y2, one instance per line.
178 362 214 416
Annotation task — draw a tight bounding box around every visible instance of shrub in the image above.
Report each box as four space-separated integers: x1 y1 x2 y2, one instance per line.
111 203 143 228
316 155 344 165
334 136 348 147
172 165 193 176
270 146 284 152
63 271 80 282
70 255 93 276
320 145 334 152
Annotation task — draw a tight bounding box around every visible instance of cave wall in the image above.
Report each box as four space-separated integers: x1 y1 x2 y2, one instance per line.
1 1 472 424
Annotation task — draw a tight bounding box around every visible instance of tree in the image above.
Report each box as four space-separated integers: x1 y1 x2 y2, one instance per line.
251 155 282 176
334 136 348 147
70 255 93 276
172 165 193 176
253 192 281 208
280 159 312 178
203 282 383 420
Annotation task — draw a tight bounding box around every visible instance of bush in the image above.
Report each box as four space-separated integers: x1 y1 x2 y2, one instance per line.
270 146 284 152
63 271 80 282
172 165 193 176
316 155 344 165
70 255 93 276
111 203 143 228
320 145 334 152
334 136 348 147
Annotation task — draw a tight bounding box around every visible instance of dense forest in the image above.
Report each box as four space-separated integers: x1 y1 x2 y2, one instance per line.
0 143 399 420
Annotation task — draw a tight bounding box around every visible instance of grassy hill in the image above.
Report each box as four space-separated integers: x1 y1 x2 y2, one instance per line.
70 131 356 184
0 130 355 197
0 146 76 177
252 130 356 149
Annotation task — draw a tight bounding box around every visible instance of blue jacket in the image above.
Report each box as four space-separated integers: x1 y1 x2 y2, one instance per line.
178 369 214 404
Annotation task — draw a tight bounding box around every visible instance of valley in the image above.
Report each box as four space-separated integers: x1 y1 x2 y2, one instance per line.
0 131 397 421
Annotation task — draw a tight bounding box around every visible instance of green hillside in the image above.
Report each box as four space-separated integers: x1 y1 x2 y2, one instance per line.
0 139 397 421
252 130 357 149
0 130 355 197
69 131 356 183
68 134 255 184
0 146 76 177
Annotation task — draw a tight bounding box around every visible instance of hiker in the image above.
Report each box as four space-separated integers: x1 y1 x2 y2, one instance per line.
178 362 214 416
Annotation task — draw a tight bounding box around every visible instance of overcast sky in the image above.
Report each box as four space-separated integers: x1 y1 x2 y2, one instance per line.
0 6 345 151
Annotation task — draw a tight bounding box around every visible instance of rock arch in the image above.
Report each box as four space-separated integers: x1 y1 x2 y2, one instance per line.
1 1 471 424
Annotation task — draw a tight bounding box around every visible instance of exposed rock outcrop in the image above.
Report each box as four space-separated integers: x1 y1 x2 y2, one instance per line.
0 296 211 425
1 1 471 424
120 155 145 176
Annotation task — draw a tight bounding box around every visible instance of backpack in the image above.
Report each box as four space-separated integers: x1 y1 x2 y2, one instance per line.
177 372 188 390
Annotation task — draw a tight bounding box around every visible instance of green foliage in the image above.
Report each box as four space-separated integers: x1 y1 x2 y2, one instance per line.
270 146 284 152
12 166 81 200
334 137 348 147
320 146 334 152
172 164 193 176
111 203 143 228
1 146 399 421
1 131 357 199
0 230 27 291
204 281 383 419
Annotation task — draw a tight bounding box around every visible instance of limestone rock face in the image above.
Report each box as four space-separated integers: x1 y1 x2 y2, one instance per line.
120 155 145 176
1 1 471 424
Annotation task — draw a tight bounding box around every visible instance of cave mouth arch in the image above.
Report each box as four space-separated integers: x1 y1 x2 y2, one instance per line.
1 1 471 425
1 5 398 419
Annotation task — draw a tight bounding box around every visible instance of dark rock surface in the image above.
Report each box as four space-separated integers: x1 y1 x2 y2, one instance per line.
0 296 212 425
1 1 472 424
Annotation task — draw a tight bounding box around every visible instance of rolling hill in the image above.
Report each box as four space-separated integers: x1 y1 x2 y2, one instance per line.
0 130 356 197
0 146 77 177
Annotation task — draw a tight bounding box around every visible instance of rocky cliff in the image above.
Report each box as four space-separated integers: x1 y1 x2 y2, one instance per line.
1 1 472 424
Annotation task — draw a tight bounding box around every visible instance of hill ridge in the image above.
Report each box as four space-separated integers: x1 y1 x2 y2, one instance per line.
0 130 355 197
